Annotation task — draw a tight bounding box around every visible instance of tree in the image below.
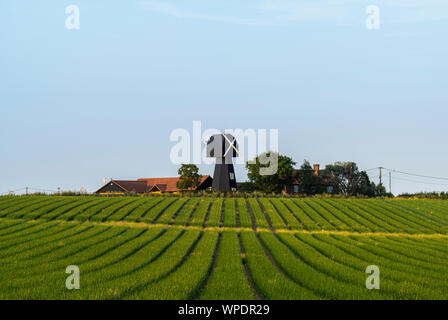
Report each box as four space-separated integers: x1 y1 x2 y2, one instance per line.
374 183 387 196
326 161 375 196
325 162 357 195
354 171 375 197
177 164 201 191
246 152 296 193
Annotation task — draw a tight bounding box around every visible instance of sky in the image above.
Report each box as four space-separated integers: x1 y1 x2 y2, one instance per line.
1 0 447 195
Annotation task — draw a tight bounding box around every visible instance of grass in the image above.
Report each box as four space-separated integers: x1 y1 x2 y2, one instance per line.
0 195 447 300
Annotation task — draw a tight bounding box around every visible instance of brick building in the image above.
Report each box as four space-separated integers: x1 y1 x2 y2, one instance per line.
284 164 336 195
95 175 213 195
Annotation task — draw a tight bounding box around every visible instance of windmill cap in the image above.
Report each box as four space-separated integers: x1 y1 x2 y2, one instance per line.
206 133 239 158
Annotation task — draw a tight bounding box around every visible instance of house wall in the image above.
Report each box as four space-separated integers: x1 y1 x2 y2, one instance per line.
197 177 213 190
283 182 336 195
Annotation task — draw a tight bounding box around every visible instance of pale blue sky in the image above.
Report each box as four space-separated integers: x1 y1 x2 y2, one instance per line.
1 0 447 195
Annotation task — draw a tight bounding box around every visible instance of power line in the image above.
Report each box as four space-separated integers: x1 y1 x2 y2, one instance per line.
382 167 448 181
0 186 59 195
363 167 448 193
28 187 59 193
364 167 448 181
0 187 26 195
391 176 448 186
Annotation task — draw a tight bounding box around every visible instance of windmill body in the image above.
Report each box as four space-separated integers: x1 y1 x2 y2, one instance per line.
206 133 238 191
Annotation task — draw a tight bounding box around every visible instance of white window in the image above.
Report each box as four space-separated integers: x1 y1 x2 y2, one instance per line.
327 186 334 194
229 173 235 180
293 185 299 193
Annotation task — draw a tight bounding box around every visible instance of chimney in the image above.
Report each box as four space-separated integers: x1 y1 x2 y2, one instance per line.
313 164 320 176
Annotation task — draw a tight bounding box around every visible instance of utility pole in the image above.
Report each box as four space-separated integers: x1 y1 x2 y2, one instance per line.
379 167 382 186
26 187 28 196
389 172 392 194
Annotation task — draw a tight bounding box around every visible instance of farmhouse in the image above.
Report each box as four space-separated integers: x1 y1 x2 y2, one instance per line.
95 175 213 195
284 164 337 195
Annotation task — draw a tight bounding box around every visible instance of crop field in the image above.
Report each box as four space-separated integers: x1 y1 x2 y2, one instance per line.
0 196 447 300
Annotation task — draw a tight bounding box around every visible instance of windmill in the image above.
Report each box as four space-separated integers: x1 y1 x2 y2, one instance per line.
206 131 239 191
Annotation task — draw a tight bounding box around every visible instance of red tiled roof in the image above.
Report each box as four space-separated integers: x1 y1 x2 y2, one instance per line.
137 175 210 193
154 184 167 192
112 180 149 193
95 175 211 194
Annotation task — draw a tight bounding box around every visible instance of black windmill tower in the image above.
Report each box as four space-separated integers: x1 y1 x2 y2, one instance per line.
206 132 239 191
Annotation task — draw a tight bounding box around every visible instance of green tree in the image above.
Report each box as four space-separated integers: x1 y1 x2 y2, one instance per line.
374 183 387 196
326 161 374 196
354 171 375 197
177 164 201 191
246 152 296 193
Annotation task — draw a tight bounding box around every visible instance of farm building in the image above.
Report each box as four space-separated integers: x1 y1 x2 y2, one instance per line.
95 175 213 195
284 164 337 195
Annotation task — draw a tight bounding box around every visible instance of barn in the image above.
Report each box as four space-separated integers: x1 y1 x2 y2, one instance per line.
94 175 213 195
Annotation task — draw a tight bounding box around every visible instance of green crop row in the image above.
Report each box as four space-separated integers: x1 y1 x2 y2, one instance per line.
205 198 222 227
152 198 189 224
247 198 270 229
139 198 177 223
258 231 386 299
223 199 237 227
270 199 302 229
236 198 253 229
200 231 254 299
172 198 200 225
240 230 318 299
123 198 163 221
0 196 447 299
1 197 447 234
0 219 446 299
188 198 211 227
310 234 448 298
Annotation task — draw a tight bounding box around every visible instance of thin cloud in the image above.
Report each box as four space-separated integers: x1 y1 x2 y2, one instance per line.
259 0 448 23
138 0 348 25
138 0 448 26
258 0 349 22
138 1 266 26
